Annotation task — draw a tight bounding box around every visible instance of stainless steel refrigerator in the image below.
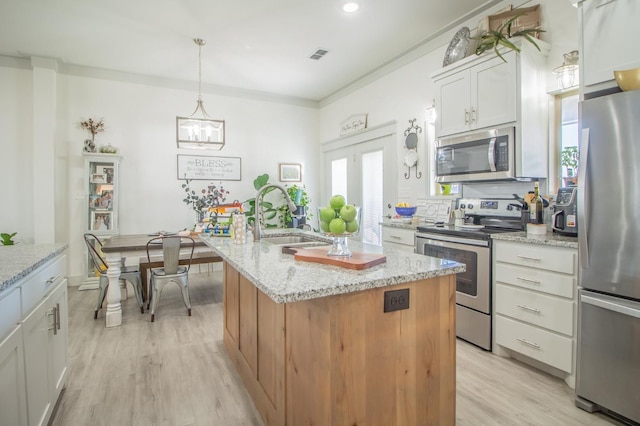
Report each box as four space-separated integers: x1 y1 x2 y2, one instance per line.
576 89 640 424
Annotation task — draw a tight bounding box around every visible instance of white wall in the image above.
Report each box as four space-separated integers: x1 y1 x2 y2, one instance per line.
0 65 34 243
1 65 319 282
318 0 579 203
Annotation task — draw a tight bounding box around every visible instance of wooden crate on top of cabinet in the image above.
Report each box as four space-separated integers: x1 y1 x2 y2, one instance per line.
431 37 549 139
492 240 578 388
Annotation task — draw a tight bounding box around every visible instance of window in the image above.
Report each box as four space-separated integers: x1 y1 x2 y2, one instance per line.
554 91 579 192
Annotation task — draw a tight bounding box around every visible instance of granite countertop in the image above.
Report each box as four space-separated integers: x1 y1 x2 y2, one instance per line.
0 243 68 295
491 231 578 249
201 229 465 304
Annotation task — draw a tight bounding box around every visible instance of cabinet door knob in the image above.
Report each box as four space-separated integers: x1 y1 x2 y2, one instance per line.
516 337 540 349
517 276 541 284
516 255 541 262
48 307 58 335
517 304 541 314
45 274 61 286
56 303 61 331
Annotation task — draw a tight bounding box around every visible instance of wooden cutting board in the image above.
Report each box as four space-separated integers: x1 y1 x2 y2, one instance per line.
284 247 387 270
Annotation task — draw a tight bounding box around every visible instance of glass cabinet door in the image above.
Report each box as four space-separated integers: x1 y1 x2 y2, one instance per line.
86 155 119 234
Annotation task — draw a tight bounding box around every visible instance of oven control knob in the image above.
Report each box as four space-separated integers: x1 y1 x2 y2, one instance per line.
460 204 466 209
467 203 474 209
507 205 513 211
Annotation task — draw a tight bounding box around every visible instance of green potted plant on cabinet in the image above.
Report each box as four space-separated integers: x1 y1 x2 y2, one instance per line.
473 12 544 62
561 146 579 187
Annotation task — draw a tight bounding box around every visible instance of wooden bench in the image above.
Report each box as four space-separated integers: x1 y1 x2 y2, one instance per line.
138 250 223 301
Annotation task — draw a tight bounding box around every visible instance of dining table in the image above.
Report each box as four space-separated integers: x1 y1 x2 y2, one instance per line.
100 233 211 327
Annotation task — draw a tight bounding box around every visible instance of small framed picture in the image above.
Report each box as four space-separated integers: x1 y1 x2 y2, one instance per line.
279 163 302 182
95 165 115 184
91 211 112 231
90 173 106 184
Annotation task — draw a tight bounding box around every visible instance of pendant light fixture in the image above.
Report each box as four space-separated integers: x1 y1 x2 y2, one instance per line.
176 38 225 150
553 50 580 90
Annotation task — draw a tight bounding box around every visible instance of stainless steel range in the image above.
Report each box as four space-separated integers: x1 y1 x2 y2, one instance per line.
415 198 523 350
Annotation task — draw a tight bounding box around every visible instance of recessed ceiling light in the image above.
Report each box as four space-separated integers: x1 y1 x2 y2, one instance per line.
342 2 360 13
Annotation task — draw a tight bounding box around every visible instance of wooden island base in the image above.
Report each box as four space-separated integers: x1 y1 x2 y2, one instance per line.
222 262 456 426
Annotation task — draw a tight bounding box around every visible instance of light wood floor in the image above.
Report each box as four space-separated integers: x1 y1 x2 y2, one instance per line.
52 272 622 426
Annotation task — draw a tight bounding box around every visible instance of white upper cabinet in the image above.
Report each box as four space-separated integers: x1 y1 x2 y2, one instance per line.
435 52 517 137
432 38 548 139
580 0 640 93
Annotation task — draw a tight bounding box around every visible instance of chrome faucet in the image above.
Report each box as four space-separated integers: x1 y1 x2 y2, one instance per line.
253 184 297 241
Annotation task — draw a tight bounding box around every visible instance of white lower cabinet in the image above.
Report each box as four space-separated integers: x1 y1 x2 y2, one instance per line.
493 240 577 388
0 252 67 426
0 325 28 426
381 225 415 253
22 280 68 426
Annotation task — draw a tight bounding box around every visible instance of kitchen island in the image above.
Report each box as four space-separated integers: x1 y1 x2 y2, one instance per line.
202 230 465 426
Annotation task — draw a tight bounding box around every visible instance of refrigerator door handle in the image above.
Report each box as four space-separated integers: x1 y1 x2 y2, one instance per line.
578 128 590 268
582 293 640 319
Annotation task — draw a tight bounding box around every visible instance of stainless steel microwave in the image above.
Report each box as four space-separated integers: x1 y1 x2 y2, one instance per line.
435 127 516 183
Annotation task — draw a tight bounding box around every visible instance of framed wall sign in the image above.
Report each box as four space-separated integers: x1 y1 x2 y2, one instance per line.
177 155 241 181
340 113 368 136
279 163 302 182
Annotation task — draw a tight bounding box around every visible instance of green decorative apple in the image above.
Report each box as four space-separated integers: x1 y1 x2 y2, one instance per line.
329 194 346 210
329 218 346 234
320 220 330 232
339 204 357 222
319 206 336 223
345 219 358 233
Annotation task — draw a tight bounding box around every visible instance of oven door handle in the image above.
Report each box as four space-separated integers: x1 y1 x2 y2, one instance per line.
488 137 497 172
416 234 489 248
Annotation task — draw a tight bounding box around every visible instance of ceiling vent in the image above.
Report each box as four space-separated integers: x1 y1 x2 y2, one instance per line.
309 48 329 60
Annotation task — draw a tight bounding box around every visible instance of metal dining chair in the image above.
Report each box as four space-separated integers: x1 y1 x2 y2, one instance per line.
145 235 195 322
83 233 144 319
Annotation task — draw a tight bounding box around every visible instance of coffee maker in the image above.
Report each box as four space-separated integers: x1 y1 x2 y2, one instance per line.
552 187 578 236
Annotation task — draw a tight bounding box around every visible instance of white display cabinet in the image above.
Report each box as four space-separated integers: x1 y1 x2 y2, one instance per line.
81 153 121 288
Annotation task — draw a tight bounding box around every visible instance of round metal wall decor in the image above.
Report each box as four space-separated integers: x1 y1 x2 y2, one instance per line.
443 27 471 67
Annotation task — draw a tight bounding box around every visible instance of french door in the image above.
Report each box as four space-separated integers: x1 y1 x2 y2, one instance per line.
322 122 397 246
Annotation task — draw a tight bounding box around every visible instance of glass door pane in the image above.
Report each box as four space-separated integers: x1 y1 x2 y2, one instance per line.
362 150 383 245
331 158 348 199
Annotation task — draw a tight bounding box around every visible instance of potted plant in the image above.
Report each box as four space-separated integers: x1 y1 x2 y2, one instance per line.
561 146 579 187
1 232 17 246
181 179 230 225
473 12 544 62
278 184 312 228
243 174 280 229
